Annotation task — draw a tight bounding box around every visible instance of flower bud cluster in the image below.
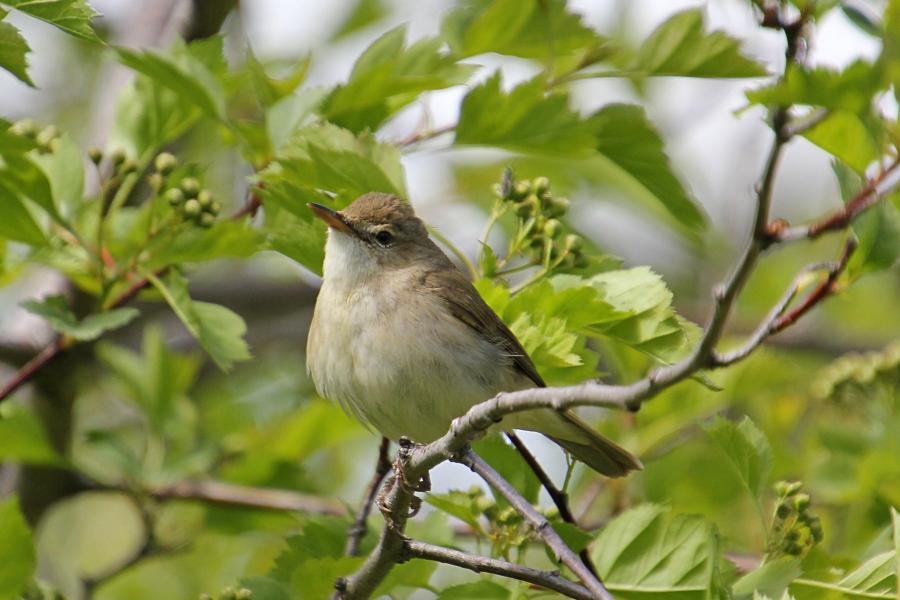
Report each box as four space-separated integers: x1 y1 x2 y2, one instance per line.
149 153 221 228
492 173 586 269
811 341 900 401
769 480 823 558
10 119 61 153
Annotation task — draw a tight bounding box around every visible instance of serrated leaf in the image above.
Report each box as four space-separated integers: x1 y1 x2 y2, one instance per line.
0 182 46 246
114 40 225 120
442 0 605 65
455 72 597 156
3 0 101 43
0 406 65 466
591 103 705 232
322 25 473 132
332 0 387 40
704 416 772 499
148 271 251 371
269 516 347 581
632 9 766 78
21 295 139 341
733 558 802 599
0 9 33 86
747 61 882 113
592 504 725 599
144 220 264 269
0 497 35 599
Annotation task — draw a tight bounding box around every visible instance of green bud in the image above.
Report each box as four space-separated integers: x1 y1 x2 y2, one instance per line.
165 188 185 206
545 196 570 217
543 218 562 239
181 177 200 198
10 118 37 137
564 234 582 253
491 183 504 198
775 502 791 519
36 125 59 148
88 147 103 165
220 587 236 600
785 529 800 542
808 517 823 543
775 481 803 497
147 173 164 192
513 200 533 218
154 152 178 174
110 148 127 166
514 181 531 199
47 138 61 153
183 198 202 217
120 159 139 174
198 594 213 600
199 212 216 228
533 176 550 194
791 493 810 512
210 201 222 215
235 589 252 600
197 189 214 209
784 541 803 556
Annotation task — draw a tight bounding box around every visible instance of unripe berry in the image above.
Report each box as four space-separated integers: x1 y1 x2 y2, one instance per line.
110 148 127 167
197 189 213 209
183 198 201 217
513 181 531 199
210 200 222 215
543 218 562 238
154 152 178 174
792 493 810 512
533 176 550 194
36 125 59 148
564 234 582 253
147 173 164 192
180 177 200 198
88 147 103 165
513 200 532 218
120 159 139 174
10 119 37 137
165 188 185 206
199 212 216 227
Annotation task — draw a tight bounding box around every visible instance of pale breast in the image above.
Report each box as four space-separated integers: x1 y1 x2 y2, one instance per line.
307 268 517 442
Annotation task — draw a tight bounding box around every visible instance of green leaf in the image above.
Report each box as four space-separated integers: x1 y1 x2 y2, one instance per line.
592 504 725 599
332 0 388 39
425 489 492 532
270 516 347 580
732 558 802 599
590 103 705 232
0 497 35 600
552 520 593 554
0 9 33 86
804 110 884 174
632 9 766 78
437 580 511 599
321 25 474 133
3 0 101 43
0 182 46 246
21 295 139 341
831 550 897 597
0 406 65 466
240 578 290 600
442 0 605 65
455 73 598 155
747 61 883 113
113 37 226 122
149 271 251 371
245 49 309 109
289 557 363 600
472 435 541 504
704 416 773 499
374 559 436 596
144 220 265 269
30 133 84 217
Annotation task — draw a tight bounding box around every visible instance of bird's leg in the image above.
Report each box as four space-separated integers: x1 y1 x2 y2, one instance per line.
375 437 428 531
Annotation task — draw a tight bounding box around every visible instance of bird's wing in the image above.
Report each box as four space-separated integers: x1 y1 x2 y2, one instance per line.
420 266 546 388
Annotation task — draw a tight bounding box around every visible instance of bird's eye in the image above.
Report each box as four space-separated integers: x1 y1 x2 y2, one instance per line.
374 230 394 247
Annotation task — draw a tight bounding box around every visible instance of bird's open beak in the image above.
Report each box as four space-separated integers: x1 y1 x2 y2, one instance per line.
308 203 352 235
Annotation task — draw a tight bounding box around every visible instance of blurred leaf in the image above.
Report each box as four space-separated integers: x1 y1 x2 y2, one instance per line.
0 405 65 466
144 220 265 269
374 560 437 596
114 37 226 120
828 550 897 597
425 489 491 532
747 61 883 113
3 0 100 43
631 9 766 78
321 25 474 132
591 103 705 232
472 435 541 504
552 520 593 553
732 558 801 599
245 49 309 109
36 492 145 581
269 516 347 580
0 497 34 600
437 580 511 599
0 9 33 86
332 0 388 40
289 557 363 599
442 0 605 64
592 504 725 599
456 73 597 155
30 133 84 217
804 110 883 173
0 183 46 245
240 577 290 600
149 271 251 371
21 295 139 341
842 3 882 36
704 416 773 499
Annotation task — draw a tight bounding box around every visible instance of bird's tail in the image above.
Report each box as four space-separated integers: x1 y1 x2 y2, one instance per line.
545 411 642 478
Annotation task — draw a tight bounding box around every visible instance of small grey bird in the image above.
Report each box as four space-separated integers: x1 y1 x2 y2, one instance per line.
306 192 641 477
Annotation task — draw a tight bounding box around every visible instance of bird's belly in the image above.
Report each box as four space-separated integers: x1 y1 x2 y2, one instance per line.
308 284 512 442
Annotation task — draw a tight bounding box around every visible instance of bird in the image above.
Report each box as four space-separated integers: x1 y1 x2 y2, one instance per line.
306 192 642 477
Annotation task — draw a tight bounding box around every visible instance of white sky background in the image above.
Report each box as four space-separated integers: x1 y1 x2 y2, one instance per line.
0 0 889 497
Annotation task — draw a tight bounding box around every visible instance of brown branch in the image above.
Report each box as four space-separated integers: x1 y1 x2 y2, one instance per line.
346 437 392 556
455 450 613 600
148 480 346 516
397 123 455 148
403 540 594 600
505 432 599 577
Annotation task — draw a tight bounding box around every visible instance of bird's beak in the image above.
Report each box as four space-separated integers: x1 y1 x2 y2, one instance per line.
308 203 352 235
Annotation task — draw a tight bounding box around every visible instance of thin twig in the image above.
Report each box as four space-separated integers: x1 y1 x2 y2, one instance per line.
455 449 614 600
403 540 593 600
782 108 830 137
148 480 346 515
397 123 455 148
505 432 599 577
346 437 392 556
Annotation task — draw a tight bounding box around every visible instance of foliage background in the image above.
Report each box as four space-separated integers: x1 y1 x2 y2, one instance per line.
0 0 898 599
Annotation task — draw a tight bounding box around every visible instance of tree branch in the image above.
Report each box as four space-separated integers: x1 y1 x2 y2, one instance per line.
455 449 614 600
346 437 392 556
148 479 346 516
505 432 599 576
403 540 594 600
